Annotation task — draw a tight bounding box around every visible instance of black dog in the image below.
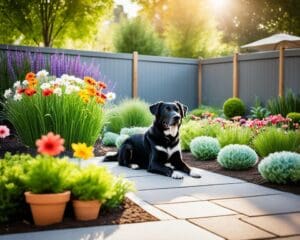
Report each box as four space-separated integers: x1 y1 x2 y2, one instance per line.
103 101 201 179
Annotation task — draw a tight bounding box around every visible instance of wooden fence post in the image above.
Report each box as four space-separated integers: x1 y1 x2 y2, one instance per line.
132 51 138 98
198 58 203 106
233 52 239 97
278 46 285 97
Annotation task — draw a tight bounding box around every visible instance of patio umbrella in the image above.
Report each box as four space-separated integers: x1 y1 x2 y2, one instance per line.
241 33 300 96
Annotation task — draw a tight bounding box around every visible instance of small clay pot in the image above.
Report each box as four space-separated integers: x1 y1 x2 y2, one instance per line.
72 200 101 221
25 191 70 226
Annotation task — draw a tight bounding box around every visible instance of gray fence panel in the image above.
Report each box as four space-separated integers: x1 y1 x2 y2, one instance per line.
138 57 198 108
285 55 300 95
202 61 233 107
239 57 278 107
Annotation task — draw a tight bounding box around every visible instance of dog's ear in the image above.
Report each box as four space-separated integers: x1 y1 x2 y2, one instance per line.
150 101 163 116
175 101 188 117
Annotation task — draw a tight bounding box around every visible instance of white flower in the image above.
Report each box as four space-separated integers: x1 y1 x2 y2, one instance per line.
54 78 62 85
22 80 28 86
13 94 22 101
75 78 84 85
65 85 79 94
36 70 49 79
60 74 69 80
4 88 12 99
53 87 62 96
106 92 116 101
13 81 21 88
40 83 51 90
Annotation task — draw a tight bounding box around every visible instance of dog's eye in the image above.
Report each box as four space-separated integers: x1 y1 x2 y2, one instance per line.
174 108 179 112
166 106 171 111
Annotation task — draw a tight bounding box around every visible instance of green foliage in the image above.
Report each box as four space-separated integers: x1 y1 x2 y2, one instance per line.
0 153 32 223
105 99 153 134
253 127 300 157
180 120 221 151
250 97 270 119
71 165 114 201
102 132 120 146
287 112 300 123
104 176 135 209
25 156 76 194
188 105 223 118
258 151 300 184
4 90 104 150
113 17 166 55
217 127 253 147
120 127 148 136
267 90 300 117
217 144 258 170
116 134 130 149
223 98 246 118
0 0 113 47
190 136 220 161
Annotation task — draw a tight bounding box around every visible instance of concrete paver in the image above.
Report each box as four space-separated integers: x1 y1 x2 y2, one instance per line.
213 194 300 216
190 215 275 240
156 201 236 218
242 213 300 236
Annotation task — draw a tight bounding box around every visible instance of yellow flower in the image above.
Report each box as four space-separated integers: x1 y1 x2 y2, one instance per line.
78 89 90 103
72 143 94 160
86 85 97 96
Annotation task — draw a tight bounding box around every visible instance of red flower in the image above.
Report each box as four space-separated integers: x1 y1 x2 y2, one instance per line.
100 93 107 99
25 88 37 96
36 132 65 156
84 76 96 86
17 88 25 94
42 88 53 96
98 81 107 89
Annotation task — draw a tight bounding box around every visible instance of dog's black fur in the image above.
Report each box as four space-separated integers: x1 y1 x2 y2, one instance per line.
103 101 201 178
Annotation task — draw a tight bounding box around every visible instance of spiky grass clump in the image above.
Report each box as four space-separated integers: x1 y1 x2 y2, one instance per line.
217 127 253 147
253 127 300 157
258 151 300 184
190 136 220 161
217 144 258 170
105 99 153 134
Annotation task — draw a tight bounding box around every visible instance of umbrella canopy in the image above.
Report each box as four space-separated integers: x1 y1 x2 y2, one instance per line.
241 33 300 51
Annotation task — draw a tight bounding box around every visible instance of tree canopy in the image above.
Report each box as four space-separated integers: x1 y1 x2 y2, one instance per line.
0 0 113 47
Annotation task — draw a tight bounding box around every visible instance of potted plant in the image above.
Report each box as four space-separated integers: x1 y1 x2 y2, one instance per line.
71 165 114 221
24 132 76 226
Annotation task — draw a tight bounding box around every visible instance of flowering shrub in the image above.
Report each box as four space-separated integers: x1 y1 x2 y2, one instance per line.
258 151 300 184
4 70 113 149
217 144 258 170
190 136 220 160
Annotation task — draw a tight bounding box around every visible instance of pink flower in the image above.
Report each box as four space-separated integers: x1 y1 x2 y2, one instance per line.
0 125 10 138
36 132 65 156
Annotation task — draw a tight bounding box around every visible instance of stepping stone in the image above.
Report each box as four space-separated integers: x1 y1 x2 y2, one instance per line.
190 215 275 240
156 201 236 219
213 194 300 216
0 220 224 240
242 213 300 236
271 237 300 240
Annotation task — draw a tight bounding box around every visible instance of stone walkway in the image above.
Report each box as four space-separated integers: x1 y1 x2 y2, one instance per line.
1 157 300 240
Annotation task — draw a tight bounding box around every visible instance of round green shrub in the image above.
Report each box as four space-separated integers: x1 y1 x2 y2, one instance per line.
120 127 148 136
258 151 300 184
102 132 120 146
223 98 246 118
217 144 258 170
287 112 300 123
190 136 220 160
116 134 129 149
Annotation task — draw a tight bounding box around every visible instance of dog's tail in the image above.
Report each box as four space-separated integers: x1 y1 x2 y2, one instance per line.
103 151 119 162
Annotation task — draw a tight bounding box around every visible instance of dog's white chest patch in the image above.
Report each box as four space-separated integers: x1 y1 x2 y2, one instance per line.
164 125 178 137
155 144 180 158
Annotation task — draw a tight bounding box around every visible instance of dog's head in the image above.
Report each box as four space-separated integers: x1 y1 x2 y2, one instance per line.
150 101 188 136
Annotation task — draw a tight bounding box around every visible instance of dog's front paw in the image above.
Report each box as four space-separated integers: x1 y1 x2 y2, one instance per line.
171 171 184 179
190 168 202 178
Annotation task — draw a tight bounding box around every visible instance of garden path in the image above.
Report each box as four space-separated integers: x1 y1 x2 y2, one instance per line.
1 157 300 240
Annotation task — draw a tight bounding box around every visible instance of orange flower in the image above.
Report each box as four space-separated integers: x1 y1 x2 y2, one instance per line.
97 81 107 89
42 88 54 96
24 88 37 96
84 76 96 86
25 72 36 81
36 132 65 156
96 97 105 104
86 85 97 96
28 78 38 88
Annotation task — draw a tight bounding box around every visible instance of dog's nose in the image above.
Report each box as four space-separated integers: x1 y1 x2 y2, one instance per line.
173 116 180 122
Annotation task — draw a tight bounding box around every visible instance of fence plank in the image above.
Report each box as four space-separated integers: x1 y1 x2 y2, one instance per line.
132 51 138 98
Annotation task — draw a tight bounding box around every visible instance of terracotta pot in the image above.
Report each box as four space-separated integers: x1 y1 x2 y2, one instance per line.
72 200 101 221
25 191 70 226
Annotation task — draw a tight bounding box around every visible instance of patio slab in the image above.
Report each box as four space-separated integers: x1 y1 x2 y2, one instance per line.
136 182 280 204
190 215 275 240
155 201 236 219
213 194 300 216
242 213 300 236
0 220 224 240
